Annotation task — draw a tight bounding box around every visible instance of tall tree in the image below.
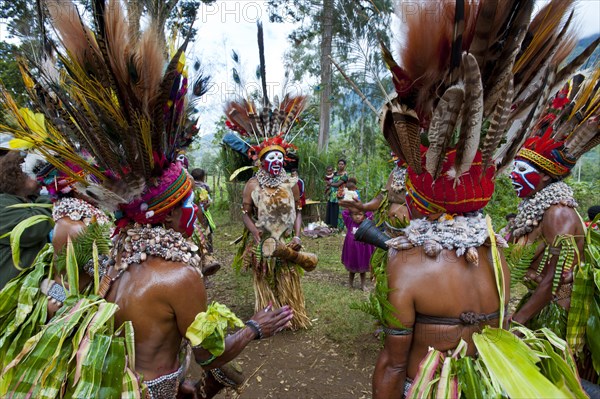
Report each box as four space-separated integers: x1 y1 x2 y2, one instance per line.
267 0 393 152
318 0 333 151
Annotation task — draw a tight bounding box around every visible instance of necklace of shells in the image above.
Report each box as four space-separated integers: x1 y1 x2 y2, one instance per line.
111 224 202 271
389 166 407 194
511 181 577 239
256 168 287 189
386 213 506 266
52 197 111 225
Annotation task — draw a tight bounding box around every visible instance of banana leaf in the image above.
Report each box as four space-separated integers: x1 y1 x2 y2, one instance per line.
98 336 127 399
406 348 442 399
473 327 583 398
588 294 600 374
71 334 112 398
567 260 594 356
487 216 505 326
7 215 54 270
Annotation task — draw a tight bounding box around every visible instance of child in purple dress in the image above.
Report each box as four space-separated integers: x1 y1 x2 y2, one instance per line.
341 209 375 290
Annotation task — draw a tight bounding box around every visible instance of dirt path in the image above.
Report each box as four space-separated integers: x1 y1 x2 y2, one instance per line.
210 330 377 398
190 231 379 398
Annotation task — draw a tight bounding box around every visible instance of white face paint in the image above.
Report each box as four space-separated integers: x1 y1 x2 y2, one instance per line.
262 150 284 176
510 160 542 198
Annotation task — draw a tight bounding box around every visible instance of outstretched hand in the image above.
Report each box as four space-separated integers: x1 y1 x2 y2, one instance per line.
339 197 363 211
250 303 294 338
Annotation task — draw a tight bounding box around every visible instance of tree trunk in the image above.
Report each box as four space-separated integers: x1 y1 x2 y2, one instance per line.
318 0 334 152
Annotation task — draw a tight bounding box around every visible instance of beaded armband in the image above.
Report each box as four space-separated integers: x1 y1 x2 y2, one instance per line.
40 278 67 304
382 326 413 336
244 320 263 339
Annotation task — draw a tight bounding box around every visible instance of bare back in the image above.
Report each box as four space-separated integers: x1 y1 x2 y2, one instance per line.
387 245 509 377
105 257 207 381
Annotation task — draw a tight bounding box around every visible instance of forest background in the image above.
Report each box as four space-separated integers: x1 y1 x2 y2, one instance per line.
1 0 599 228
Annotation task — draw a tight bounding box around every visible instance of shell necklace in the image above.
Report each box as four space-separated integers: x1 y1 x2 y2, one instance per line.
112 224 201 270
52 197 111 225
390 166 407 194
256 168 287 188
511 181 577 239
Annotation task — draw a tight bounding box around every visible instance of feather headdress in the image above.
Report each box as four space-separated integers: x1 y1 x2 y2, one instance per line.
223 22 308 161
381 0 598 215
514 70 600 178
0 0 205 224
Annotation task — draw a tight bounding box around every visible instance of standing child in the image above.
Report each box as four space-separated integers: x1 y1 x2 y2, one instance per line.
341 209 375 291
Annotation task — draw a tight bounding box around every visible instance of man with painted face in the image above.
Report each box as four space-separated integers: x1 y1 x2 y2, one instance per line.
238 136 312 330
508 143 584 328
507 76 600 382
104 162 294 398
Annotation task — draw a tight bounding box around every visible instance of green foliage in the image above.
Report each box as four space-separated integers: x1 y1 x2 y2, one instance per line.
0 43 28 124
185 302 244 356
54 222 112 273
350 250 404 331
483 174 520 230
506 241 538 287
566 174 600 221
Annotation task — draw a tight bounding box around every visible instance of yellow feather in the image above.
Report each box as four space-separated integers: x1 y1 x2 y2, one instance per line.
8 138 35 149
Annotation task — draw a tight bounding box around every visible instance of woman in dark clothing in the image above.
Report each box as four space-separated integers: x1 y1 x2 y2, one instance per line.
325 159 348 229
0 152 53 288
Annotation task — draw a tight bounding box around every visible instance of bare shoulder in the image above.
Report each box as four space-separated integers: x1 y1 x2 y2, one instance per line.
144 257 204 290
53 217 86 251
245 177 259 190
386 247 430 288
542 204 583 237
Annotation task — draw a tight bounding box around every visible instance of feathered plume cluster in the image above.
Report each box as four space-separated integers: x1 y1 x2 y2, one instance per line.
0 0 203 207
223 22 309 160
224 94 309 140
516 69 600 172
381 0 599 182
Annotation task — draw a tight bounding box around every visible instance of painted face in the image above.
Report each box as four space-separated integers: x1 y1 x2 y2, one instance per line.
262 150 284 176
510 160 542 198
179 190 198 237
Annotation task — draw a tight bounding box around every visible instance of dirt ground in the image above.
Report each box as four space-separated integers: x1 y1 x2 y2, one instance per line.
187 234 379 399
206 329 377 399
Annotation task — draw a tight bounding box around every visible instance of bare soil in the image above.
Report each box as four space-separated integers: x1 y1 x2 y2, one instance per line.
187 231 379 399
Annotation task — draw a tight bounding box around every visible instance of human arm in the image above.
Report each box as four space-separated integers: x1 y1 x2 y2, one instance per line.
287 183 303 250
511 205 580 324
340 192 383 213
329 173 348 188
193 304 294 369
241 180 261 244
372 255 415 399
51 218 86 254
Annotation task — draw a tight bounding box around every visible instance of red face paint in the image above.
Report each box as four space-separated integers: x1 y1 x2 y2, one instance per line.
510 160 542 198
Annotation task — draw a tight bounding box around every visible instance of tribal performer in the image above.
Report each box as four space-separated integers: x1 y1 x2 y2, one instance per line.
508 71 600 382
226 23 316 331
0 1 293 398
366 0 595 397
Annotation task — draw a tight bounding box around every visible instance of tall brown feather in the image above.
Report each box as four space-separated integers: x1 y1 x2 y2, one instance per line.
426 84 464 179
454 53 483 179
481 75 514 171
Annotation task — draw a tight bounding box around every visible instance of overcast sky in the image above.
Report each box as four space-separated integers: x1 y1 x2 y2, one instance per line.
190 0 600 137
